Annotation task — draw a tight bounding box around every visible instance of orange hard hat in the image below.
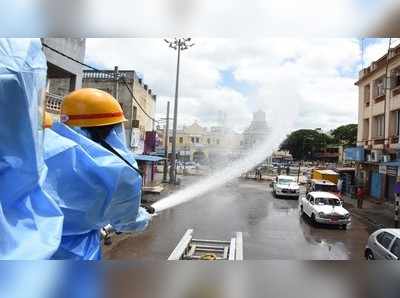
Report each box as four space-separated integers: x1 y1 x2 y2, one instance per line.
61 88 127 127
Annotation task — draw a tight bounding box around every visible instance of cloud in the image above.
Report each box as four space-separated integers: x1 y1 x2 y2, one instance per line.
86 38 372 135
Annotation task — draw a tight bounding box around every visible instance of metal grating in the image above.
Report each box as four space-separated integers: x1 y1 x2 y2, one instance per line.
45 93 63 114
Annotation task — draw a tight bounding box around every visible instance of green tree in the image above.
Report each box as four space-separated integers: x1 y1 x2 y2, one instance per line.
331 124 357 147
280 129 334 160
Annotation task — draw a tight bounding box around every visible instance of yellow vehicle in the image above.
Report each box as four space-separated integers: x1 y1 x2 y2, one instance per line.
311 169 339 184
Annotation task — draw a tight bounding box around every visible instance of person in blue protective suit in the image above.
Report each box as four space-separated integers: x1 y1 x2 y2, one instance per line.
0 38 63 259
43 88 152 260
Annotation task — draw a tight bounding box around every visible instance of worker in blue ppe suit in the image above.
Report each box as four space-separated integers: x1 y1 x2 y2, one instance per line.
43 88 151 260
0 38 63 259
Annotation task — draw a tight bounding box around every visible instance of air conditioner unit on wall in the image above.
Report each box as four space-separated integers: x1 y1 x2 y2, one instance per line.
371 150 383 162
383 155 390 162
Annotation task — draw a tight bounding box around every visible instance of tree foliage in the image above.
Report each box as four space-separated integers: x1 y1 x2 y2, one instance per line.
331 124 357 147
279 129 334 160
279 124 358 160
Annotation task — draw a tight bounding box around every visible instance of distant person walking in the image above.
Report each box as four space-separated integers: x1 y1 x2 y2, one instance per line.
356 186 364 209
337 178 343 195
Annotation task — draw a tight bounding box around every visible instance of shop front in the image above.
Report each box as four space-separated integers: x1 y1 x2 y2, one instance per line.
381 162 400 202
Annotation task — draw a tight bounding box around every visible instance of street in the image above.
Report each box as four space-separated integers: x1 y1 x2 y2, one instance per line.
104 176 374 260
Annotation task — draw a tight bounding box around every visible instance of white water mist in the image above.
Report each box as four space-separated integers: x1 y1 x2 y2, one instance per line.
152 86 300 213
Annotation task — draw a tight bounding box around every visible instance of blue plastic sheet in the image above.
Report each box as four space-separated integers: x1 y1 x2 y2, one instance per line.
44 123 150 259
0 38 63 259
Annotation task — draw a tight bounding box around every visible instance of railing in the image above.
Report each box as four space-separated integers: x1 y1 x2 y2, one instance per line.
390 135 399 144
83 70 135 82
392 85 400 97
373 138 385 145
374 93 386 103
45 93 63 114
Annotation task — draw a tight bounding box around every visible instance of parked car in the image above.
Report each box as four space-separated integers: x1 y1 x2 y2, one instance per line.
365 229 400 260
299 191 351 229
272 175 300 199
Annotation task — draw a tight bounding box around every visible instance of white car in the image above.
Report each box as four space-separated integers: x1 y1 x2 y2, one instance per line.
365 229 400 260
272 175 300 199
299 191 351 229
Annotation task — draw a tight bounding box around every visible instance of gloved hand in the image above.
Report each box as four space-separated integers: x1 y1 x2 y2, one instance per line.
141 203 155 214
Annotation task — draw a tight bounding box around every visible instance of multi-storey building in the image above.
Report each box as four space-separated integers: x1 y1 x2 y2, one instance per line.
353 43 400 202
43 38 86 115
82 69 157 153
156 121 242 163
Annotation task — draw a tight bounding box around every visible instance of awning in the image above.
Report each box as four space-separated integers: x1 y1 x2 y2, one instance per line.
133 154 165 162
379 161 400 167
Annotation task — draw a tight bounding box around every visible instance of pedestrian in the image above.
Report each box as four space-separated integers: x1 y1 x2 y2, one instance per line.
356 186 364 209
337 178 343 195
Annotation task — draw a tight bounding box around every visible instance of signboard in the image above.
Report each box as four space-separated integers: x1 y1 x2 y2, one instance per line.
387 166 398 177
344 147 365 162
379 165 387 174
130 128 144 154
179 151 191 156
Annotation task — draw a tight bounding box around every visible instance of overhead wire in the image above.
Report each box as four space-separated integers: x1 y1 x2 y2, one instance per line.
42 42 159 123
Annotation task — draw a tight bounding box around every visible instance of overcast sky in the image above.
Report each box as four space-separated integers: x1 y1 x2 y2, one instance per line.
85 38 397 133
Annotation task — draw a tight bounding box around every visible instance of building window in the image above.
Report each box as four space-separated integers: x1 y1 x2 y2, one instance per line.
207 138 211 144
195 137 200 143
191 137 195 143
363 118 369 140
364 84 370 106
374 76 386 99
374 115 385 138
395 110 400 136
169 137 173 143
179 137 183 144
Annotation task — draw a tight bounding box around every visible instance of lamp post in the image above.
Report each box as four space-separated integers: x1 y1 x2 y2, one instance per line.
164 38 195 184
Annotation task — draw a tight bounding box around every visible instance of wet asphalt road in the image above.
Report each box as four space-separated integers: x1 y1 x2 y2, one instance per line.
104 177 373 260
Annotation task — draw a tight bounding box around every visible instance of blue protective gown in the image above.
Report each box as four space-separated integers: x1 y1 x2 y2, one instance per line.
0 38 63 259
43 123 150 260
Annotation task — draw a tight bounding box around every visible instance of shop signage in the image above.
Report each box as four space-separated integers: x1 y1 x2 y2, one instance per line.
344 147 365 161
379 165 387 174
387 166 398 176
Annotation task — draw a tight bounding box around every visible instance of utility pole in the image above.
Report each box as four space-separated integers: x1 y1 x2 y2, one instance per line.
113 66 119 100
163 101 170 183
164 38 195 184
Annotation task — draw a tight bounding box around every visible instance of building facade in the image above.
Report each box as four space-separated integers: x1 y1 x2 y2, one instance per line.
82 70 157 153
43 38 86 115
157 122 242 163
354 43 400 202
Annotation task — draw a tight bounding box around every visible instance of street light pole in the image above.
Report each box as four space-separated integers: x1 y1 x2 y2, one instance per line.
164 38 194 184
163 101 170 183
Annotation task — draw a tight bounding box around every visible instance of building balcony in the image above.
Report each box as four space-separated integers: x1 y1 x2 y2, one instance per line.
389 135 400 149
372 137 385 150
374 93 386 103
390 88 400 111
371 99 385 116
392 85 400 97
